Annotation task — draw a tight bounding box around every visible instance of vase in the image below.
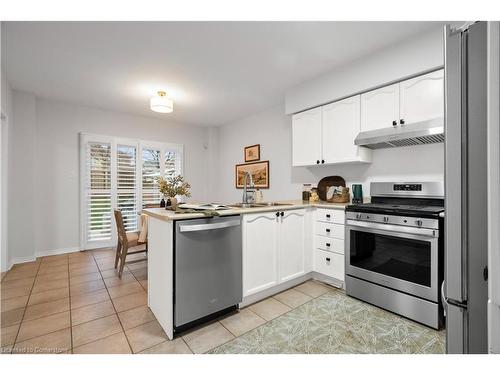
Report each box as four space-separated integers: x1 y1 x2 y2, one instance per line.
165 197 178 210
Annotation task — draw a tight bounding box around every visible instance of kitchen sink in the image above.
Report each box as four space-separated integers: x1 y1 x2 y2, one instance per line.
229 202 293 208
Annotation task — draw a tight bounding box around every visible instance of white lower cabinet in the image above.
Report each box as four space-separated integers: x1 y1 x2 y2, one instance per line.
243 207 345 299
313 208 345 283
314 249 345 281
242 212 279 297
279 210 306 283
242 209 306 298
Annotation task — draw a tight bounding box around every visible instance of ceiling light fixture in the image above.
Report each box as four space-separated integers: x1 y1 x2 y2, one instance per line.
150 91 173 113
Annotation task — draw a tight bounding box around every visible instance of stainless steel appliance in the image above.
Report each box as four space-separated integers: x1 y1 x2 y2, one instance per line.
345 182 444 329
443 22 489 353
174 216 242 332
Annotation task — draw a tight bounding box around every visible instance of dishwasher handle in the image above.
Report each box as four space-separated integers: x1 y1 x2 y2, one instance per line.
178 219 241 232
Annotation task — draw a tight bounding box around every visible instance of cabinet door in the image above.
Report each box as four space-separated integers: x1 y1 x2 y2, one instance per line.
242 212 278 297
278 209 305 283
399 69 444 124
292 107 322 166
322 95 361 162
360 83 400 132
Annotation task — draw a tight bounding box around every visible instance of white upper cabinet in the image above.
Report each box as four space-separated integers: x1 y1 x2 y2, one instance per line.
399 69 444 125
360 83 400 132
278 210 305 283
291 107 322 166
322 95 370 163
292 96 371 166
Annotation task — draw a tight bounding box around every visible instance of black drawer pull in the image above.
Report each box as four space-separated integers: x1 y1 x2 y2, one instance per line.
275 212 280 217
326 243 330 247
326 214 331 218
280 211 284 217
326 228 331 233
326 257 331 262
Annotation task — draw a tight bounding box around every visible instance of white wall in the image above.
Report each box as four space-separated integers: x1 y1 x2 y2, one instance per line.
1 71 13 271
285 27 444 114
8 93 210 259
214 104 444 204
9 91 37 263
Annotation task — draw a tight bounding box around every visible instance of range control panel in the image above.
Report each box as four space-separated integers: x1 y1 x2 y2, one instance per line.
393 184 422 191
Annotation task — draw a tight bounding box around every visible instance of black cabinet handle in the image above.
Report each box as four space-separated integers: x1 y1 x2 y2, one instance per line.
326 228 331 233
326 214 331 219
316 160 320 164
321 159 325 164
392 120 397 126
326 243 330 247
275 212 280 217
326 257 331 262
280 211 284 217
400 119 405 125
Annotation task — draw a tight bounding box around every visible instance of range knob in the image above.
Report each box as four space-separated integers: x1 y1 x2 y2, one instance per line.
416 219 423 227
356 213 362 219
383 216 389 223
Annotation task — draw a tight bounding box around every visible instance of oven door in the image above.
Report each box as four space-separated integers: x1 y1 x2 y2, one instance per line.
345 220 439 302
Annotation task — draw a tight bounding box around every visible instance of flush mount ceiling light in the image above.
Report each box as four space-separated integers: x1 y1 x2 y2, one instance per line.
150 91 173 113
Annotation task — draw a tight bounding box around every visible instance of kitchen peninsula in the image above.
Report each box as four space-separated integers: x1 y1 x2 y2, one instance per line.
143 200 348 339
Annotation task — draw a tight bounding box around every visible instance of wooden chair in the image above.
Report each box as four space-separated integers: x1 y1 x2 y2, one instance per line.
114 210 148 278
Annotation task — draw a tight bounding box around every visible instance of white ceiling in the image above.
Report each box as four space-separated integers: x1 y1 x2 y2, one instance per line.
2 21 445 126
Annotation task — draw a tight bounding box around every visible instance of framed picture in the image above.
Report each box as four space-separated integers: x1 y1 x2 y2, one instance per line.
244 144 260 162
235 160 269 189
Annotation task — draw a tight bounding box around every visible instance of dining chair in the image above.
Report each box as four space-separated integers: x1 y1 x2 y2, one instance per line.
114 210 148 278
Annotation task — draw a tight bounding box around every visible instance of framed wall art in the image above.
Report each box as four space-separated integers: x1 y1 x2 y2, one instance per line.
235 160 269 188
244 144 260 162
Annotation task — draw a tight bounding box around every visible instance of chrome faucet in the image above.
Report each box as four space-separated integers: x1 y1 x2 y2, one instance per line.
242 171 255 207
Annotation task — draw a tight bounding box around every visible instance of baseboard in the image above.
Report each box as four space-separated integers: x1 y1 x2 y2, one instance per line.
240 272 344 308
35 246 81 258
240 273 313 307
8 255 37 270
311 271 344 289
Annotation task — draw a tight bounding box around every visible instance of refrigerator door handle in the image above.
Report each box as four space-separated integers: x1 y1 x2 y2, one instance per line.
444 24 467 303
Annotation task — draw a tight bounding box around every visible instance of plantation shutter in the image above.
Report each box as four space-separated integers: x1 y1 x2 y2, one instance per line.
142 148 161 206
81 134 184 249
117 144 138 232
85 142 112 244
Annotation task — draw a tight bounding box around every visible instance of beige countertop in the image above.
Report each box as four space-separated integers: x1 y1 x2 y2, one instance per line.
143 200 351 222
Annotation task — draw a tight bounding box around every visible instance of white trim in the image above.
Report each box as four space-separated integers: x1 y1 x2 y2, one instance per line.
8 256 37 270
35 246 81 258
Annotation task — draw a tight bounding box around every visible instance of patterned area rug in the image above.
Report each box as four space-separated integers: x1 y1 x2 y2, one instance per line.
210 289 446 354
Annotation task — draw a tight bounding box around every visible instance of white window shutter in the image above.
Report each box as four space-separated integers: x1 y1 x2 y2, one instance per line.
85 142 112 244
142 148 161 206
117 144 137 232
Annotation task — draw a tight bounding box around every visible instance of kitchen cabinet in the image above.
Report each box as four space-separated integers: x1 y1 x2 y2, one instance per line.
243 209 306 297
313 208 345 282
322 95 371 163
242 212 279 297
291 107 322 166
292 96 371 167
278 210 306 283
360 83 400 132
399 69 444 125
360 69 444 132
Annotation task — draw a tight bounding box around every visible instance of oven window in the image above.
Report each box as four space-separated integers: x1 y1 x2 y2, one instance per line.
350 230 431 287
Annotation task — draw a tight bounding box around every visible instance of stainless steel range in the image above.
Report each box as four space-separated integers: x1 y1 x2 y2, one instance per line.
345 182 444 329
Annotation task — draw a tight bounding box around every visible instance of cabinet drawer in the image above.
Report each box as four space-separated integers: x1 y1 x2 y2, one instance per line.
315 208 345 224
315 222 344 239
315 236 344 254
314 249 344 281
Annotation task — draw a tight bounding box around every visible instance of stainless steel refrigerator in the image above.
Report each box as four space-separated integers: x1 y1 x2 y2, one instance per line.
444 21 489 354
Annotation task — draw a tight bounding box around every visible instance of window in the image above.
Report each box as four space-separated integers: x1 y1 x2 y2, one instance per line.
80 134 183 249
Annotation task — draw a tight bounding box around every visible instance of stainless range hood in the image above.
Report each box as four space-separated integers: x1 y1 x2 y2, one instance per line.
354 118 444 149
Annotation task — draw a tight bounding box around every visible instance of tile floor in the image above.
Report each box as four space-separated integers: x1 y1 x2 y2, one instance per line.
1 250 445 354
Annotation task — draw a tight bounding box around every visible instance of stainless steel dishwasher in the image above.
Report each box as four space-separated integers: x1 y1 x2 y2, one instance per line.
174 215 242 332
